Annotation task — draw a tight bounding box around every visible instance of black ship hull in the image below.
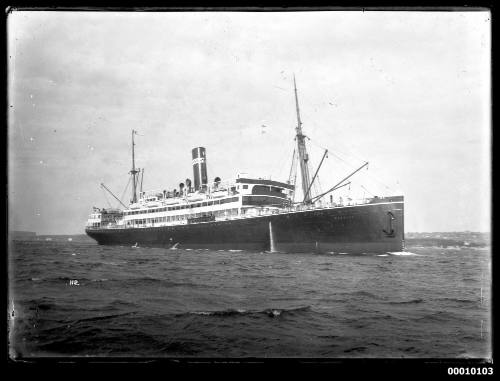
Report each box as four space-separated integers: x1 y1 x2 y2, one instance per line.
86 197 404 254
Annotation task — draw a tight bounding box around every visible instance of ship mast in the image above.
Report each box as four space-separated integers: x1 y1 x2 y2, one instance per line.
293 75 312 204
130 129 139 204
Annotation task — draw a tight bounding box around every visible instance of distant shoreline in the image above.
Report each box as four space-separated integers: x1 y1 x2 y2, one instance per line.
9 231 491 248
10 231 491 236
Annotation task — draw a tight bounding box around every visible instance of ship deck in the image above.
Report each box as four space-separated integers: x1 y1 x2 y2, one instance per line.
86 196 404 231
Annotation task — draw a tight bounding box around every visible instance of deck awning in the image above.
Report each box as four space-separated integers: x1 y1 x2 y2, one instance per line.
235 178 295 190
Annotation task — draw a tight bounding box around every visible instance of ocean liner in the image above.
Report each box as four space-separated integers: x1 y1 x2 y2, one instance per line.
85 78 404 253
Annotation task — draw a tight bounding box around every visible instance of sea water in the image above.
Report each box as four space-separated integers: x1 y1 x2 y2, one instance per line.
8 239 491 358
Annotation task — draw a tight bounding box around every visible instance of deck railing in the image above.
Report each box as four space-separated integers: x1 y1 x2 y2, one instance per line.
88 197 390 230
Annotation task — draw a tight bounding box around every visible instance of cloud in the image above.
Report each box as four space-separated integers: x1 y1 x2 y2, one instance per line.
7 10 491 233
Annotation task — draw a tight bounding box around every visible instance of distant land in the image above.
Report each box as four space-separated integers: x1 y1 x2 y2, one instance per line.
10 231 94 243
405 231 490 248
9 230 491 248
10 231 37 238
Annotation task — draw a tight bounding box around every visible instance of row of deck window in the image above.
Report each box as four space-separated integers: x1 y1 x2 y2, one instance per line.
124 197 239 216
126 208 239 226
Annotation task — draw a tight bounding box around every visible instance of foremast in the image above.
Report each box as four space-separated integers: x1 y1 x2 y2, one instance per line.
293 75 313 204
130 129 139 204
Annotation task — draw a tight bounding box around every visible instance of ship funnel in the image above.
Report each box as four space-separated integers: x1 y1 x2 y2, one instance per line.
192 147 208 191
214 176 221 189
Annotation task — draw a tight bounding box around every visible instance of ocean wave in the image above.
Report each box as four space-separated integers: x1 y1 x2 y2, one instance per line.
29 276 86 283
461 277 479 282
412 310 460 323
387 251 421 256
123 278 205 288
425 246 466 251
344 346 367 353
29 301 57 311
388 298 424 305
181 305 312 318
34 325 172 355
26 276 203 289
436 297 477 305
17 297 68 313
72 312 134 325
346 290 383 300
26 276 107 285
11 240 491 358
107 299 138 308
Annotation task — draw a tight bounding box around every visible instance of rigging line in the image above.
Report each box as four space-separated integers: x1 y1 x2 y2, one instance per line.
311 161 368 203
120 176 132 204
287 148 296 183
307 138 378 191
291 115 394 192
101 188 113 208
308 130 369 164
270 138 293 179
307 139 394 190
361 185 375 196
307 137 365 169
292 169 298 203
273 85 289 92
338 158 393 191
362 170 394 191
314 174 323 197
290 80 366 164
270 136 288 175
306 137 352 164
309 135 393 190
303 149 328 203
313 171 323 197
321 149 358 171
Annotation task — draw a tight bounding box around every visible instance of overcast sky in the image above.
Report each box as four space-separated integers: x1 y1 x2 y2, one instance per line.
8 10 490 234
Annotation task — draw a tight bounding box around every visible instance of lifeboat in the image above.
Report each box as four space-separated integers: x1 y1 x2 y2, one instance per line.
164 198 179 205
211 191 227 198
187 193 204 202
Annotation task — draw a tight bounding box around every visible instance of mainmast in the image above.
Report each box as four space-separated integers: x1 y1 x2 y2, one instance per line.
293 75 312 204
130 129 139 204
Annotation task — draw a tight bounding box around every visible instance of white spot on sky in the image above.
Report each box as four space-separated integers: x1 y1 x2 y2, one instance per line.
29 137 34 142
39 160 43 164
